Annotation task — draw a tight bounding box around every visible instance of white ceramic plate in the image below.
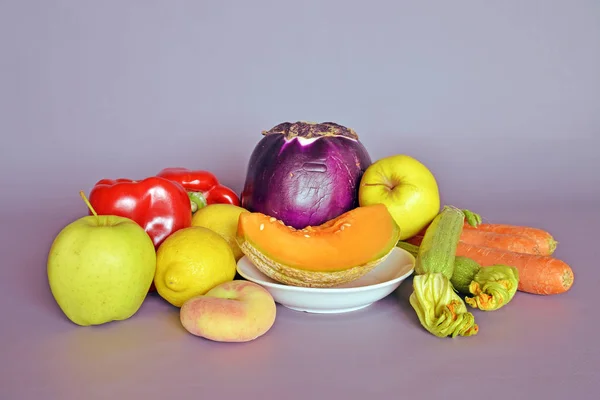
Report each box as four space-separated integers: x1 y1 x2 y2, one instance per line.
236 247 415 314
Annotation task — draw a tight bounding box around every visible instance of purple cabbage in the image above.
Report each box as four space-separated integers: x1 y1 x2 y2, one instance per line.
241 121 372 229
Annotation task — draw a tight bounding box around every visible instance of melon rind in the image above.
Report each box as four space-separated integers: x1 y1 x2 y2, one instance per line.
240 240 396 288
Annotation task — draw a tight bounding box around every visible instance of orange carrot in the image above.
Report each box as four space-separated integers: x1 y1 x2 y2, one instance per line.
462 223 557 255
409 228 551 256
455 243 573 295
417 222 557 255
405 237 574 295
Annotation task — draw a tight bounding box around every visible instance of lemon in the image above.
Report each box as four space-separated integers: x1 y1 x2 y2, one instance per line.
191 204 249 261
154 226 237 307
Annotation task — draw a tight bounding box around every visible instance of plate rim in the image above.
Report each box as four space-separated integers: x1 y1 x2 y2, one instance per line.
236 247 415 294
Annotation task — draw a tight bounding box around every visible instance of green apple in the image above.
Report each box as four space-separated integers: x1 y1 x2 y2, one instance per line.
358 154 440 240
47 192 157 326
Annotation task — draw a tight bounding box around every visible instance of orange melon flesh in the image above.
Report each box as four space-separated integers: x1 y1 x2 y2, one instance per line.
236 204 401 273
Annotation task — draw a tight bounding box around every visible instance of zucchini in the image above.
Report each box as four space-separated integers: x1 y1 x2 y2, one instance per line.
450 256 482 293
397 241 482 294
413 206 465 279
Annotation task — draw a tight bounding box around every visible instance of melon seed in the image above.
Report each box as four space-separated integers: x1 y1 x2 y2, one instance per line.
259 224 265 231
304 234 310 238
269 217 277 222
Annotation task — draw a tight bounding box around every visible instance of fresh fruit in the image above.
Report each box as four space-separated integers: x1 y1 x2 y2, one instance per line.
180 280 276 342
154 226 237 307
47 192 156 326
236 204 401 287
358 154 440 240
241 121 372 229
191 204 249 261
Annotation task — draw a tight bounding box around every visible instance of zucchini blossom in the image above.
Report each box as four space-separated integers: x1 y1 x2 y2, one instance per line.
465 265 519 311
409 273 479 338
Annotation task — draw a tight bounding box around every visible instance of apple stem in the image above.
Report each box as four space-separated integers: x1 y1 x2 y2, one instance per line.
79 190 99 223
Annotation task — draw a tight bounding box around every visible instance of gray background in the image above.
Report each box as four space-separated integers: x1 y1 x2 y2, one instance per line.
1 1 599 399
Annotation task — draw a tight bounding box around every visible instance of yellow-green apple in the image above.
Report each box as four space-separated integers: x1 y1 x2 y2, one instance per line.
47 191 157 326
179 280 276 342
358 154 440 240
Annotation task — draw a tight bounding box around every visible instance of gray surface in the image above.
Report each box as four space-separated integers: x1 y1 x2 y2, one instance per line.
1 1 599 399
1 204 598 399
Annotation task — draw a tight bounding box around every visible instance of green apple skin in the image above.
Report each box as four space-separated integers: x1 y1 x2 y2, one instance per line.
358 154 440 240
47 215 157 326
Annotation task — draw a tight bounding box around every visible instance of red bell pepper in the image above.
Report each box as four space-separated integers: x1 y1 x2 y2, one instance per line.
156 167 240 212
88 176 192 249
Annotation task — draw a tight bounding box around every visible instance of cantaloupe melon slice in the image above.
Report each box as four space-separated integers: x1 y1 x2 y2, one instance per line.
236 204 401 287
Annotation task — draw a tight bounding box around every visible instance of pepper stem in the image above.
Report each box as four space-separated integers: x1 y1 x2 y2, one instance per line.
79 190 99 224
188 192 207 214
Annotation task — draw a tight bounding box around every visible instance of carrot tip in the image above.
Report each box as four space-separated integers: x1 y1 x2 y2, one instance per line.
562 269 574 291
549 238 558 255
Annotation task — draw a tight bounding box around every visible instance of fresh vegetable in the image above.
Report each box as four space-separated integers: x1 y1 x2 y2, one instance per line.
465 266 519 311
88 177 192 248
408 206 479 338
240 121 372 229
408 229 550 256
462 209 482 227
404 232 573 296
410 273 479 338
462 223 557 255
236 204 401 288
416 216 557 256
452 242 572 295
448 256 482 294
156 167 240 212
414 205 465 279
399 241 519 311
